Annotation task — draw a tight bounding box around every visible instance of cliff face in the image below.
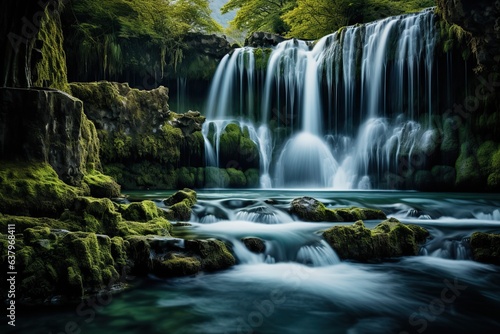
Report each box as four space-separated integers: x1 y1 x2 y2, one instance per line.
0 88 100 186
437 0 500 72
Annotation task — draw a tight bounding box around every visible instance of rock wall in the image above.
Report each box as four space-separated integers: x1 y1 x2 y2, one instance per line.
437 0 500 72
0 88 99 186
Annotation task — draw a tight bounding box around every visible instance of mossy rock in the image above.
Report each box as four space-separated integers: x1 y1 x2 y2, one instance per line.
163 189 197 221
0 161 82 217
72 197 122 235
123 217 172 237
185 239 236 271
125 236 152 276
121 200 162 222
476 141 498 176
431 165 456 190
227 168 247 187
205 167 230 188
83 169 121 198
470 232 500 265
455 150 484 190
219 123 260 170
413 170 434 191
244 169 260 187
6 230 127 302
322 218 429 262
152 253 201 277
290 197 386 222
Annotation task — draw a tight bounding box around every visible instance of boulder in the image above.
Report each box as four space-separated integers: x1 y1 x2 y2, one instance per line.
290 197 386 222
242 237 266 254
323 218 429 262
163 188 197 221
185 239 236 271
470 232 500 265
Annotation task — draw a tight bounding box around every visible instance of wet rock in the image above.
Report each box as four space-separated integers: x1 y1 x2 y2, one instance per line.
290 197 386 222
245 32 287 47
185 239 235 271
323 218 429 262
153 254 201 278
164 188 197 221
470 232 500 265
242 237 266 254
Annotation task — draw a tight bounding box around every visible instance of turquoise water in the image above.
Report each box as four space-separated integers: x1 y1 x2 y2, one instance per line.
9 191 500 334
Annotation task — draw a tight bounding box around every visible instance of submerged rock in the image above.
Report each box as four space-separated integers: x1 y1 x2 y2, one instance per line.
242 237 266 254
322 218 429 262
290 197 386 222
470 232 500 265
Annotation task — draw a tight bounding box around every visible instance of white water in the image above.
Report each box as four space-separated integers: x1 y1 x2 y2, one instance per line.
202 8 441 189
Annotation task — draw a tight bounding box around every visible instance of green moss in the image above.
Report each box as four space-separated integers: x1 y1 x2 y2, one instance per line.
254 48 272 71
226 168 247 187
205 167 230 188
290 197 386 222
123 217 172 236
33 6 70 93
185 239 236 271
470 232 500 265
153 254 201 277
72 197 122 235
323 218 429 261
476 141 498 176
244 169 260 188
121 200 162 222
83 169 121 198
177 167 196 189
0 161 82 217
455 150 483 190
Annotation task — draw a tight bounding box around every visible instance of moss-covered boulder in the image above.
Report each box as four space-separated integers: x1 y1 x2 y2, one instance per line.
164 189 197 221
455 144 484 190
185 239 236 271
122 200 162 222
470 232 500 265
218 123 260 170
152 254 202 278
290 197 386 222
322 218 429 262
83 169 121 198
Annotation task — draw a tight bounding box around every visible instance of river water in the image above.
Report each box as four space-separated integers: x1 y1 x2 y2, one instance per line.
12 190 500 333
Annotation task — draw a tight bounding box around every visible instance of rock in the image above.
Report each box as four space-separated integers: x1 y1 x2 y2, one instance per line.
83 169 121 198
164 188 197 221
437 0 500 72
153 254 201 278
218 123 260 170
290 197 386 222
70 81 206 190
185 239 236 271
122 200 162 222
431 165 456 190
470 232 500 265
245 32 287 47
455 145 484 190
0 162 81 217
0 88 101 186
440 117 460 166
242 237 266 254
323 218 430 262
413 170 434 191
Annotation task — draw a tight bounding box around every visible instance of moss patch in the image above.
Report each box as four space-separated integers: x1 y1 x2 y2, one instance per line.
323 218 429 262
470 232 500 265
0 161 81 217
290 197 386 222
83 169 121 198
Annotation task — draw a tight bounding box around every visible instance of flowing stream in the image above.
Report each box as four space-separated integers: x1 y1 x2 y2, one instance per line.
13 191 500 334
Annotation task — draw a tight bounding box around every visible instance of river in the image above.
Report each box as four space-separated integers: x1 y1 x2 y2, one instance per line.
12 190 500 334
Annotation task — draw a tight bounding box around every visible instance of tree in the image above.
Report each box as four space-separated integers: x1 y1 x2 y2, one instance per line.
221 0 296 35
282 0 366 39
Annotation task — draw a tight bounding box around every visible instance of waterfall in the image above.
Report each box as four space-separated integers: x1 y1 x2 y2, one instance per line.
202 8 442 189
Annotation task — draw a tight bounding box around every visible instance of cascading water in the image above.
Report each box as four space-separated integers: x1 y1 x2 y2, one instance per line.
203 8 441 189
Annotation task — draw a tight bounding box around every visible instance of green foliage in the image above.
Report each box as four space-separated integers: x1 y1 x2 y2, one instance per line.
222 0 295 34
66 0 221 80
225 0 435 39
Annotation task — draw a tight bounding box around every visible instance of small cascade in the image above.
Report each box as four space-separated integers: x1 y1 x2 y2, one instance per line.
420 235 471 260
296 240 341 266
201 8 446 189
